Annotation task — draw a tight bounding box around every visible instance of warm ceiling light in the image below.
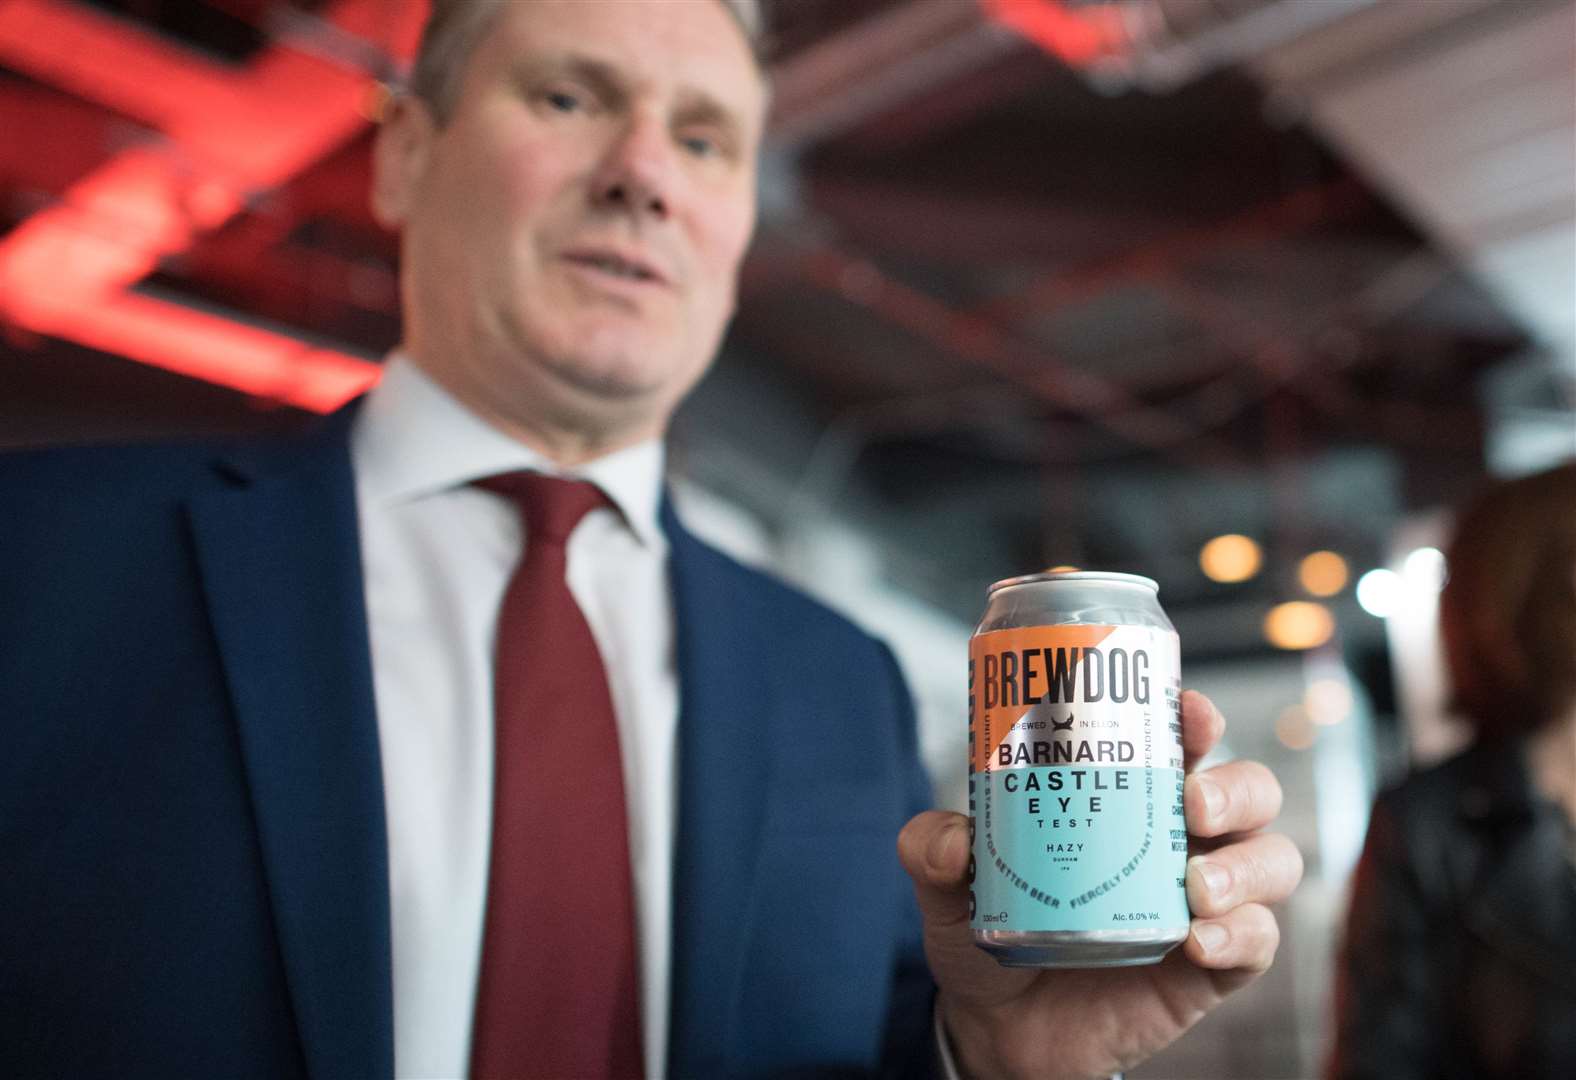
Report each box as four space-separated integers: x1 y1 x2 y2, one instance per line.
1304 678 1353 725
1263 601 1335 650
1275 704 1316 750
1199 534 1261 583
1298 550 1349 597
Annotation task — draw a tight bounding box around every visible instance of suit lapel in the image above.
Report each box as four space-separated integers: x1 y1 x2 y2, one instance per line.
663 502 772 1078
186 410 394 1080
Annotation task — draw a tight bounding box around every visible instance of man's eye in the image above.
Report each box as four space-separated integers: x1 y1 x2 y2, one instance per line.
680 134 719 158
543 90 581 113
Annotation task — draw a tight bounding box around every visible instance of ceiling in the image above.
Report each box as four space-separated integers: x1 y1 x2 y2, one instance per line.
2 0 1571 658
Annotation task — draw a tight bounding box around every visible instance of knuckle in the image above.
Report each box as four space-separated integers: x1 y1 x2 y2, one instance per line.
1183 776 1208 828
1187 856 1230 915
1251 761 1284 816
1243 905 1281 971
1273 834 1306 891
1211 904 1277 971
1213 833 1302 907
1235 847 1267 901
1225 761 1281 825
1224 848 1268 909
1253 833 1303 898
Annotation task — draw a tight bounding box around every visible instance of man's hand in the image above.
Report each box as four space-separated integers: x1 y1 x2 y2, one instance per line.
898 690 1303 1079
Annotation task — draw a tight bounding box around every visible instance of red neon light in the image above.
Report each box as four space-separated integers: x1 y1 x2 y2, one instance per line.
0 0 428 412
69 293 381 412
0 0 245 128
978 0 1128 66
0 151 198 301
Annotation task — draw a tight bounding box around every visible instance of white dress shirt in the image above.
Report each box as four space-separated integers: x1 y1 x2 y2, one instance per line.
350 355 679 1079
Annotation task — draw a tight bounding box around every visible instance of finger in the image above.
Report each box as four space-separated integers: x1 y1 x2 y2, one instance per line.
1180 689 1225 769
1185 759 1282 838
899 812 1037 1009
1186 832 1304 917
896 810 972 927
1182 902 1281 978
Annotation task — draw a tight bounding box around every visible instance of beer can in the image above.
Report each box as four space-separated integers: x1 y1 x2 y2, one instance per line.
968 570 1189 967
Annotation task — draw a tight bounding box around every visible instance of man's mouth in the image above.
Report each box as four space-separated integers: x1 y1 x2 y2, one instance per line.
564 250 668 286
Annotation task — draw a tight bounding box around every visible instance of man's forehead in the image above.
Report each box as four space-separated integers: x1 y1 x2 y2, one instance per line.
460 1 768 140
484 1 761 86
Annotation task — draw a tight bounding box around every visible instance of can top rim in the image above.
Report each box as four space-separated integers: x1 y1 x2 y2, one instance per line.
987 570 1159 595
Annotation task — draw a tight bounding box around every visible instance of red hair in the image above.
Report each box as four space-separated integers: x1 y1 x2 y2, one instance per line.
1439 461 1576 738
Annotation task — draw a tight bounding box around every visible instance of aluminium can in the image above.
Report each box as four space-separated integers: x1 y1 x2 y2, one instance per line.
968 570 1189 967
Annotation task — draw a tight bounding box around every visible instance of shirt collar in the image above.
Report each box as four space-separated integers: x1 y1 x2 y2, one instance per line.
350 353 667 549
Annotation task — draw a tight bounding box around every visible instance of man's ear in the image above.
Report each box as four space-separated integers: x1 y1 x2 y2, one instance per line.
370 94 437 229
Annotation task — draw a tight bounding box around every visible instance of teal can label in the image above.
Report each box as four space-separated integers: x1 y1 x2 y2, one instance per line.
969 616 1188 966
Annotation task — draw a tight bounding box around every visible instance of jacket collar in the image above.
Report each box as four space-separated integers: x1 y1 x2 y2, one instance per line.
351 355 668 549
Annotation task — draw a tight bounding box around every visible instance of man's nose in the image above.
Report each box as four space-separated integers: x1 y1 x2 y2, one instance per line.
590 116 675 221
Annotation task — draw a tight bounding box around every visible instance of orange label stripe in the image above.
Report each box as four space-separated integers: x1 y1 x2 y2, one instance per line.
969 625 1117 771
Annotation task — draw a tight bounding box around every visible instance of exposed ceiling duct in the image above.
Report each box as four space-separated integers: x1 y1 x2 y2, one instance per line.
982 0 1381 93
981 0 1575 472
1249 0 1576 471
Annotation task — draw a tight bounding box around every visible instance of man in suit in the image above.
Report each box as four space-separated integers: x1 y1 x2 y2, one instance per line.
0 1 1301 1077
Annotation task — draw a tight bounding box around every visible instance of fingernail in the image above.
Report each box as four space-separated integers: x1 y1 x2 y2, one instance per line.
1194 922 1228 955
928 822 965 871
1198 777 1225 820
1191 857 1230 899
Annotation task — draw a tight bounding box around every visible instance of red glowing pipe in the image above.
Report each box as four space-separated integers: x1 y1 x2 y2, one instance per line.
0 0 427 412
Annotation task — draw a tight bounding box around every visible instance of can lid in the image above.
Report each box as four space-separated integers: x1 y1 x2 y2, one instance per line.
987 569 1159 595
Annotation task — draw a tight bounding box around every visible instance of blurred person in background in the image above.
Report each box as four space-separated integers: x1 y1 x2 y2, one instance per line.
1329 461 1576 1079
0 2 1301 1077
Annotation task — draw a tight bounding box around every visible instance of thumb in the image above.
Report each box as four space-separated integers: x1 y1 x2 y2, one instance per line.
897 810 972 926
899 810 1039 1014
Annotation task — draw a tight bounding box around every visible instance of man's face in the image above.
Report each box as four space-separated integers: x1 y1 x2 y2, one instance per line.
376 0 766 460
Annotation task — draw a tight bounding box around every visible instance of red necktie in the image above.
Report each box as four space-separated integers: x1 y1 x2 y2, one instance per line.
469 472 644 1080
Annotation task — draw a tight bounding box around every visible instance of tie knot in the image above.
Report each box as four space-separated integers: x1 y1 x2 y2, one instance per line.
476 471 609 546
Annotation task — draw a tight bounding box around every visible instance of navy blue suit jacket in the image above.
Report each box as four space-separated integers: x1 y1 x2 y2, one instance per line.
0 405 935 1078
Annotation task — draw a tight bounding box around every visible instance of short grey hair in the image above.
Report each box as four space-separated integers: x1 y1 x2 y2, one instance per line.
409 0 766 125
